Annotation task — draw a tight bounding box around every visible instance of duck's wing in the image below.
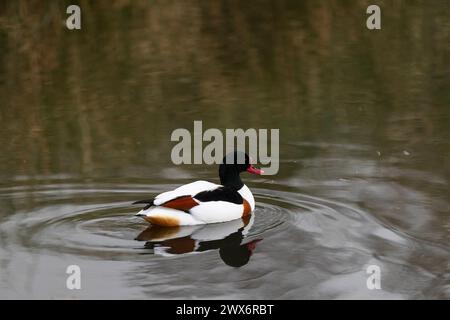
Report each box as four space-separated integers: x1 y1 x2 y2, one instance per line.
193 186 243 204
188 187 249 223
154 181 220 205
133 181 221 211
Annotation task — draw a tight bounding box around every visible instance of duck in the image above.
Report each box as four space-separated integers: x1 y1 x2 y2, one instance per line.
132 151 263 227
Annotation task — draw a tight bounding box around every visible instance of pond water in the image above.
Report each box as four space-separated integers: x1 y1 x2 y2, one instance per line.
0 1 449 299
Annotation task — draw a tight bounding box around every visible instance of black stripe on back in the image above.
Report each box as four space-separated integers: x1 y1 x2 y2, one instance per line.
194 187 243 204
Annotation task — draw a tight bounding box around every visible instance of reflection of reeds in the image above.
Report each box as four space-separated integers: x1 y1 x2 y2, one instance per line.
0 0 449 178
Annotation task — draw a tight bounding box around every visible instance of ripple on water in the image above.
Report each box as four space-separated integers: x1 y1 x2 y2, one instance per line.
0 183 373 259
0 182 447 299
0 184 297 259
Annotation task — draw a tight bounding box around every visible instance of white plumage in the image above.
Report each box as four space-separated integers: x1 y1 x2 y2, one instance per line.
153 181 219 206
136 184 255 225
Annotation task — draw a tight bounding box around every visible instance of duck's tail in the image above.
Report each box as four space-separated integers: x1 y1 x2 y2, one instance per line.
132 199 154 211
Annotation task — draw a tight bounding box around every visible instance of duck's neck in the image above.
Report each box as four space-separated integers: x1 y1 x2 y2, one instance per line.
219 166 244 190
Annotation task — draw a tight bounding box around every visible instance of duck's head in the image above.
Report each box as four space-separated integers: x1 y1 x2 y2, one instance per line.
219 151 263 189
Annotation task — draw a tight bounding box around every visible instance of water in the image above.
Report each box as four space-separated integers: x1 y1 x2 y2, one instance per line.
0 1 449 299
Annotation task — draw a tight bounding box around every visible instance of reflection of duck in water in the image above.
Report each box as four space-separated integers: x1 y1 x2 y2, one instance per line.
132 152 263 226
135 215 261 267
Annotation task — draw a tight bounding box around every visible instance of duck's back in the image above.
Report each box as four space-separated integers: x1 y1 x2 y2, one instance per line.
154 180 220 205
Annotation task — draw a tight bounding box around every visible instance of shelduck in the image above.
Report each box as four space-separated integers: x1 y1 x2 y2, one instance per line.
133 151 263 226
